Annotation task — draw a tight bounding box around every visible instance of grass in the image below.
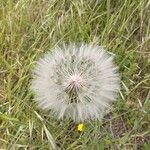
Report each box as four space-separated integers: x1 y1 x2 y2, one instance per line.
0 0 150 149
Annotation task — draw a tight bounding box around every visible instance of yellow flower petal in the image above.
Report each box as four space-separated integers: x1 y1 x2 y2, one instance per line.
77 123 84 131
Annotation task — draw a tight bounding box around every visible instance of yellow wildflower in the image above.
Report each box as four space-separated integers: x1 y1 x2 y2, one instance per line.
77 123 84 131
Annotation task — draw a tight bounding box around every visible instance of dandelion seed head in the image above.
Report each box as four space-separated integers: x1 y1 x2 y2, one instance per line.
31 43 120 122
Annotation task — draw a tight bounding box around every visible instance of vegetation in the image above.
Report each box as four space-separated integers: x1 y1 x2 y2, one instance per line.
0 0 150 149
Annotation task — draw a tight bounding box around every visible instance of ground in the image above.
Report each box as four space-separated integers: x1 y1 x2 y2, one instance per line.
0 0 150 149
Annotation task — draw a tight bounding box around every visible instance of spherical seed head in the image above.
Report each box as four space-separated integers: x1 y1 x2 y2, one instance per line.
31 43 120 122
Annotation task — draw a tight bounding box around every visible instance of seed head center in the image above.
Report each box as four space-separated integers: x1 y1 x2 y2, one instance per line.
66 73 85 91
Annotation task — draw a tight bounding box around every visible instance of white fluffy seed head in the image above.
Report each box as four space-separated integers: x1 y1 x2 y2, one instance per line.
31 43 120 122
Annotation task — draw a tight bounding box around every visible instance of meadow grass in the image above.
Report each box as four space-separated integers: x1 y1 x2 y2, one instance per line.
0 0 150 149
